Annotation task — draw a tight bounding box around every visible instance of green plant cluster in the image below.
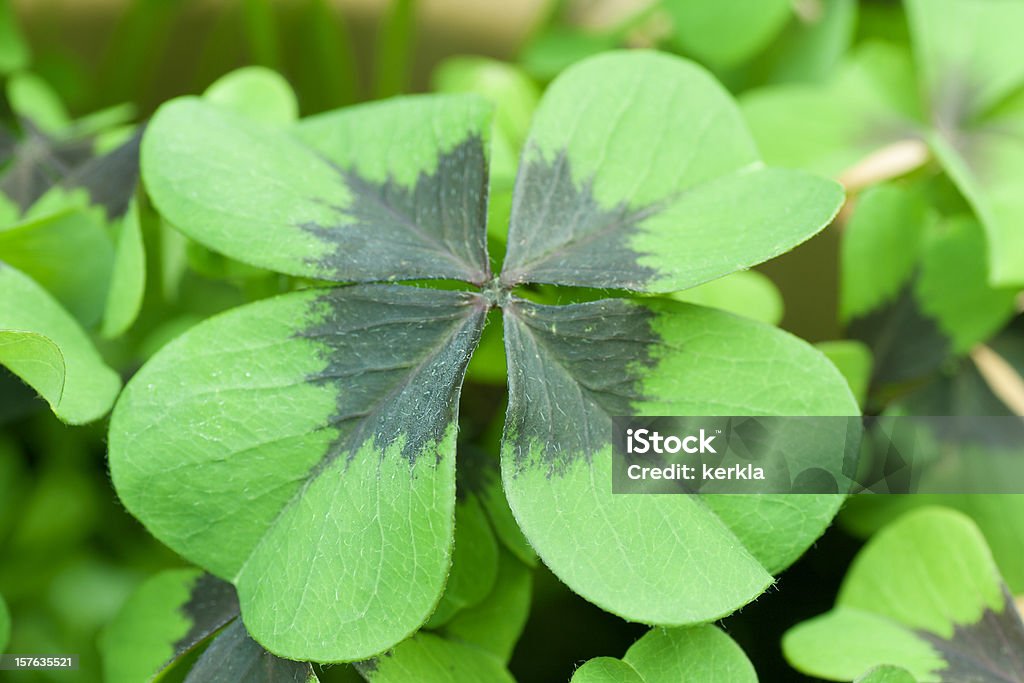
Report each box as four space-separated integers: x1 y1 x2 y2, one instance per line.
1 0 1023 682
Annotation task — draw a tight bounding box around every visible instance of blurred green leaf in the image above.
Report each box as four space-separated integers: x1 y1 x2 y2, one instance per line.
844 494 1024 598
0 263 120 424
75 103 137 141
0 0 28 75
668 270 784 325
357 632 514 682
204 66 298 127
440 549 532 663
100 569 239 683
840 324 1024 594
856 666 918 683
241 0 281 69
47 558 138 633
9 465 100 553
572 626 757 682
0 590 10 653
746 0 1024 286
742 42 924 179
915 216 1018 352
432 57 540 187
520 25 619 82
426 494 499 628
373 0 416 98
759 0 858 85
840 185 927 323
102 199 146 338
784 507 1024 682
841 184 1016 392
663 0 791 68
0 206 115 326
292 0 359 110
816 340 873 407
7 72 70 135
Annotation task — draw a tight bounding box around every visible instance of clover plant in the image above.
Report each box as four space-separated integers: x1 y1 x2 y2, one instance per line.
107 49 856 663
0 68 143 425
785 507 1024 682
6 1 1023 680
744 0 1024 286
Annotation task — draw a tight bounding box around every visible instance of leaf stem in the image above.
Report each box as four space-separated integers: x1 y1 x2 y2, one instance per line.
971 344 1024 417
838 139 931 194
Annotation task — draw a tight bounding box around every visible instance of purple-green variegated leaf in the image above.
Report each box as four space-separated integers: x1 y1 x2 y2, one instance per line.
785 507 1024 682
501 296 859 626
183 620 319 683
142 94 493 285
501 51 844 293
109 284 487 662
100 568 239 683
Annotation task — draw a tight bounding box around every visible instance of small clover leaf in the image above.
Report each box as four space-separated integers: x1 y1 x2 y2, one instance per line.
784 507 1024 682
571 625 757 683
0 263 121 424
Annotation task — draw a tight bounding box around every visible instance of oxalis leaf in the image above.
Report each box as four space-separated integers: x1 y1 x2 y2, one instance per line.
502 297 857 624
0 114 142 221
662 0 792 69
840 184 1017 392
501 51 843 292
0 263 121 424
184 619 320 683
571 625 757 682
436 548 532 663
100 568 240 683
745 0 1024 286
110 285 487 661
142 93 493 284
784 507 1024 682
841 321 1024 594
117 49 853 662
101 568 321 682
203 66 298 127
423 493 499 629
356 632 514 683
101 198 146 338
0 205 115 326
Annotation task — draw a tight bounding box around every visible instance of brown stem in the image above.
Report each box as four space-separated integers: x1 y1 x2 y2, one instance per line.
837 139 931 194
971 344 1024 417
792 0 824 23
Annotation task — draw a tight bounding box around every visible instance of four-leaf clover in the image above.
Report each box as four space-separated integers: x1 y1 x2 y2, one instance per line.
109 50 858 661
